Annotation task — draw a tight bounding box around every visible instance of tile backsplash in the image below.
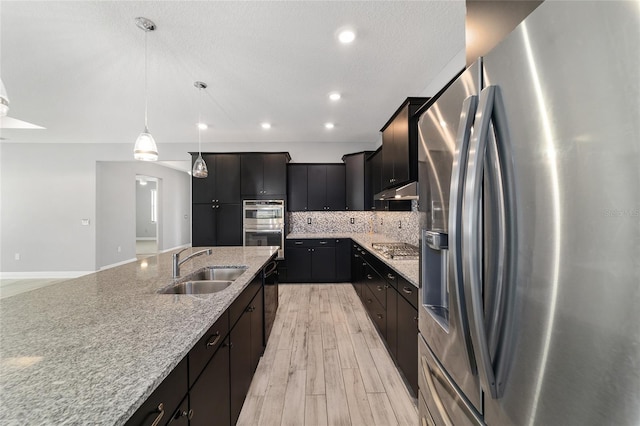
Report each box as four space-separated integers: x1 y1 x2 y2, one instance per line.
289 204 420 247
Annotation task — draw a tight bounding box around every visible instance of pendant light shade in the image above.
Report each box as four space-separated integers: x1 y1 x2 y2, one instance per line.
192 81 208 178
134 127 158 161
134 17 158 161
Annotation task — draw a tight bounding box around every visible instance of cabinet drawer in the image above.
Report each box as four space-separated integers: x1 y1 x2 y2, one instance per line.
230 275 262 326
125 357 188 426
286 239 335 248
188 311 230 388
362 286 386 338
397 276 418 309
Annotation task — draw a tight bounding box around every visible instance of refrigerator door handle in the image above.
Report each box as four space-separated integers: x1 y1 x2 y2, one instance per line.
448 94 479 375
421 355 455 426
463 85 500 398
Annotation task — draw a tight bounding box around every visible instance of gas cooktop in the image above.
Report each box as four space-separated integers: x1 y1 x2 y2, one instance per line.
371 242 420 260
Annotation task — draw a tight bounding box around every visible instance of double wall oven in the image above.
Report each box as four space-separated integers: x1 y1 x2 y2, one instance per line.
243 200 285 259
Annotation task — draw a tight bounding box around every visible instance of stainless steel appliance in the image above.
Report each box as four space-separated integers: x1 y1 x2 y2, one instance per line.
371 242 420 260
417 2 640 425
243 200 285 259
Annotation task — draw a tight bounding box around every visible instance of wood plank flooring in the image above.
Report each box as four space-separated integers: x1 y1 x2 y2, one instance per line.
237 283 418 426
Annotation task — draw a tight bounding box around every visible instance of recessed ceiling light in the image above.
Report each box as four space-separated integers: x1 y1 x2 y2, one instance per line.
329 92 341 101
197 123 208 130
338 29 356 44
261 122 271 129
325 122 335 129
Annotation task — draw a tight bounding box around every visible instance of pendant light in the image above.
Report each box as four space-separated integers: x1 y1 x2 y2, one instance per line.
192 81 208 178
133 17 158 161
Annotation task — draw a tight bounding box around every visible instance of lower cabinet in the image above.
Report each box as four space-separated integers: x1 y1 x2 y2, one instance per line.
351 241 419 397
127 267 270 426
284 238 352 283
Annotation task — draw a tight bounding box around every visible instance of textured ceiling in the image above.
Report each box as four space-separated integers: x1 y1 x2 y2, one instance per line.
0 1 465 147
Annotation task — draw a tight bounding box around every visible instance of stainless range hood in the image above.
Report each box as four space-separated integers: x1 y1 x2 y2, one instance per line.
374 181 418 200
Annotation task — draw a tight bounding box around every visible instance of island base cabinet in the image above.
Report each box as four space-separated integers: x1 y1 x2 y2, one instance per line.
166 396 190 425
230 308 252 425
190 339 231 426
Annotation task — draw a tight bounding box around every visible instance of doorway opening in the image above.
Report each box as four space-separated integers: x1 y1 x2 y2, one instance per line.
136 175 159 258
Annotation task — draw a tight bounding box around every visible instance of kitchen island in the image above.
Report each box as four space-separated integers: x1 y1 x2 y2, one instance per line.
0 246 277 426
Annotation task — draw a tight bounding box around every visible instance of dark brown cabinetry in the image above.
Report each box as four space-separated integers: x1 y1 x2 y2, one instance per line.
285 239 336 282
189 339 231 426
191 153 242 247
335 238 351 282
342 151 374 211
367 148 386 211
380 97 429 190
351 241 418 397
287 164 345 211
241 153 289 198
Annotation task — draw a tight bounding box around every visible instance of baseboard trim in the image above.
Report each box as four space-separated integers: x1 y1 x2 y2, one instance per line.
159 243 191 254
136 237 158 241
0 271 93 281
98 258 138 271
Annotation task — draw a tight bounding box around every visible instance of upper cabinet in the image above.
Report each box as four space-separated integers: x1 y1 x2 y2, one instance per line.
343 151 374 211
380 97 429 190
240 153 290 198
287 164 345 211
192 154 241 204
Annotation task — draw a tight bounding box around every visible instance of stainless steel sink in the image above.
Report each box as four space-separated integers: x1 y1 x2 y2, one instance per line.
189 266 247 282
160 280 233 294
159 266 247 294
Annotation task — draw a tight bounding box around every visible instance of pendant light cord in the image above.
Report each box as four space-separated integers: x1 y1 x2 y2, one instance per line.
144 30 149 131
198 86 202 153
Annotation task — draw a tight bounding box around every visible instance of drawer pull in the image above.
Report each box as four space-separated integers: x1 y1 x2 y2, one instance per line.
367 274 373 280
402 286 413 294
387 273 396 280
367 299 373 304
376 313 384 319
319 241 327 245
206 332 221 348
295 241 303 245
150 403 165 426
377 285 383 292
354 254 359 258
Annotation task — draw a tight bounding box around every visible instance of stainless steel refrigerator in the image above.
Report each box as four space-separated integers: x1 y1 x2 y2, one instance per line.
417 1 640 425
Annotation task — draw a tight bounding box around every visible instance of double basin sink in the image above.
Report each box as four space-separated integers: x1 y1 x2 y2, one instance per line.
159 266 247 295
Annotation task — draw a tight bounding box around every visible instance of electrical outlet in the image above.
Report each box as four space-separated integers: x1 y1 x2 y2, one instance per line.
81 219 90 226
307 218 312 225
117 246 122 253
350 218 355 224
14 253 20 261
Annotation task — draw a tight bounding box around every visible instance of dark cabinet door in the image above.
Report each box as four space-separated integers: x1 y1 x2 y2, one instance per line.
310 247 336 282
286 247 312 282
240 154 263 196
325 164 346 210
386 284 399 360
192 204 216 247
392 106 410 184
215 154 241 203
287 164 308 211
397 294 418 396
216 204 242 246
344 155 362 210
335 239 351 282
189 340 231 426
351 244 365 297
192 154 218 203
368 150 385 211
381 127 395 188
166 396 190 425
230 309 252 425
307 165 327 211
262 154 287 195
250 286 265 375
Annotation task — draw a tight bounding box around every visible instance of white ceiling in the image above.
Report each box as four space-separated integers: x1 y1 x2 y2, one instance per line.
0 1 465 148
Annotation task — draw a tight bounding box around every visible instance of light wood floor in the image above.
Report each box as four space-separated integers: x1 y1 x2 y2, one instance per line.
237 283 418 426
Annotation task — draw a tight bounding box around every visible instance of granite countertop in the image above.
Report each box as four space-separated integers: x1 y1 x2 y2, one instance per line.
286 232 419 287
0 246 278 426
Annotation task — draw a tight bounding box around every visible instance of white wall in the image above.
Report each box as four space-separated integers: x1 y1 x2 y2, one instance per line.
96 162 190 269
0 140 375 276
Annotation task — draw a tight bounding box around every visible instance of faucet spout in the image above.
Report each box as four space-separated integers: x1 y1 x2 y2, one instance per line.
172 248 212 278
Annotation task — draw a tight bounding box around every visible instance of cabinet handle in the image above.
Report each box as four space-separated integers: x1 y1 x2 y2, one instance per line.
150 403 165 426
247 305 255 313
319 241 327 245
387 273 396 280
376 313 384 319
367 274 373 280
354 254 359 258
206 332 221 348
402 286 413 294
223 341 234 349
367 298 373 304
377 285 383 292
295 241 303 245
174 409 194 421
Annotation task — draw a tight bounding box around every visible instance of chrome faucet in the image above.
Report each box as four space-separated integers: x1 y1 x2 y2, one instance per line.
172 248 212 278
